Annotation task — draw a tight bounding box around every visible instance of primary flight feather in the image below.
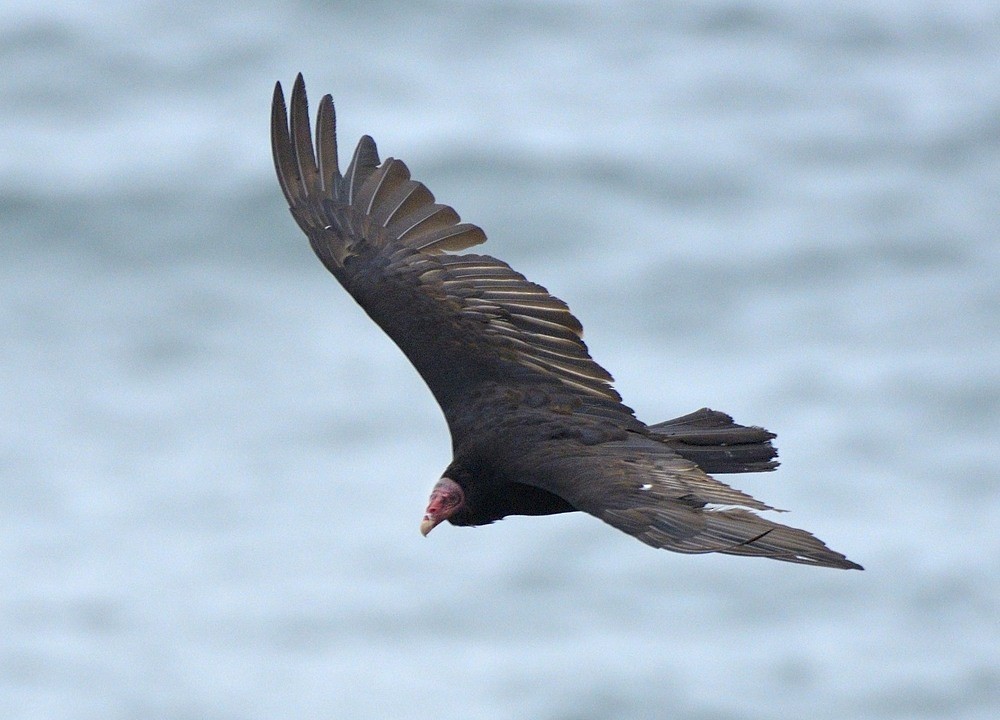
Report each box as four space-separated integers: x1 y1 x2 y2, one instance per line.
271 75 862 570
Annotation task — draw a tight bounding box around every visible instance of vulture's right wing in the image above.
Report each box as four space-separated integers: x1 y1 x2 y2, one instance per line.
271 76 637 432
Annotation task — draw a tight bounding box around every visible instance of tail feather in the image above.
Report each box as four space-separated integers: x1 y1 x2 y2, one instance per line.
649 408 778 474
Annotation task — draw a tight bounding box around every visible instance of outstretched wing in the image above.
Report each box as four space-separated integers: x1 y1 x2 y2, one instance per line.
532 434 862 569
271 75 635 431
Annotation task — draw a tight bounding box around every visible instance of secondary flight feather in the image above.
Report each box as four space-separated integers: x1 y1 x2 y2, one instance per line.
271 75 862 570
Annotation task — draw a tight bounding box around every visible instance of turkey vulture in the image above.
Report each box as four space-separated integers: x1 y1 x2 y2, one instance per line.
271 75 862 570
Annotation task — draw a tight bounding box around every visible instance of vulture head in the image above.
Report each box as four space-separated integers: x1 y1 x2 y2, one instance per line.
420 477 465 536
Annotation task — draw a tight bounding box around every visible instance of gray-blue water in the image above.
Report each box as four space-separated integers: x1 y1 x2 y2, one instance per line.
2 2 998 718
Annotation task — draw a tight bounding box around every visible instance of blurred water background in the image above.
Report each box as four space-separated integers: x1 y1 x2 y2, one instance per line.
2 1 998 718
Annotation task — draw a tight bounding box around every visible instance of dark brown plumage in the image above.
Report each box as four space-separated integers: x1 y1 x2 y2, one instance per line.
271 75 862 570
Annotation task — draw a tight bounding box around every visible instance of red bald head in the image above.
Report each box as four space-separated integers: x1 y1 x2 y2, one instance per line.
420 477 465 536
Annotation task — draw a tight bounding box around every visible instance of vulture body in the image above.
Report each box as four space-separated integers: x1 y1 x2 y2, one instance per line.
271 75 861 570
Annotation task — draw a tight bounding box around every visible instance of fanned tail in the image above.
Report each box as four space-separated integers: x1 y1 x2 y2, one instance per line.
648 408 778 474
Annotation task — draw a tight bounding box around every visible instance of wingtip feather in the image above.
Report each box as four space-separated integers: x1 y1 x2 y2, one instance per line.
270 79 300 206
316 94 339 193
289 75 321 197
